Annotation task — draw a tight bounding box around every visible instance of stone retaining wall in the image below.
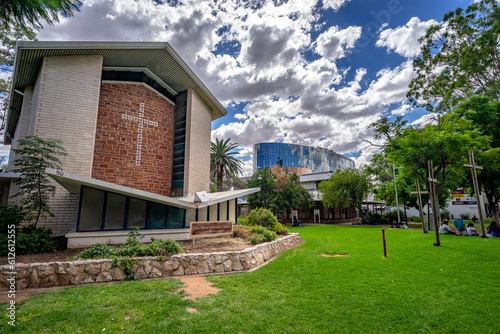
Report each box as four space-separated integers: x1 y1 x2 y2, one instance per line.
0 234 302 290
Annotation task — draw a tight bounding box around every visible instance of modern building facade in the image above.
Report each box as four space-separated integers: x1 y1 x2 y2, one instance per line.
3 41 258 247
253 142 355 174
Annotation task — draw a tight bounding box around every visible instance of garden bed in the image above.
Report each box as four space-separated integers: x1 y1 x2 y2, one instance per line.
0 233 302 290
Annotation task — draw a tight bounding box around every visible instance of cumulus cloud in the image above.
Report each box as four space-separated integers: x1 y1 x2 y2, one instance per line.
376 17 438 58
32 0 426 173
315 26 362 60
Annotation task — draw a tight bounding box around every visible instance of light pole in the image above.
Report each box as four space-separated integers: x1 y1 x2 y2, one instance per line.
393 165 403 225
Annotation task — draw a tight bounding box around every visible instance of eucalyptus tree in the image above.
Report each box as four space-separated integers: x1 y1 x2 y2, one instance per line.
369 114 489 245
407 0 500 112
456 96 500 222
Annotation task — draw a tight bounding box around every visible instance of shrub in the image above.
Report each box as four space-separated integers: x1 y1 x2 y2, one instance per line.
244 208 287 234
125 226 144 247
249 225 277 243
75 243 118 259
441 209 450 221
0 204 25 233
248 234 266 244
383 210 406 224
233 225 251 239
363 213 389 225
3 225 56 256
409 215 422 222
460 212 470 220
72 237 182 260
237 216 249 226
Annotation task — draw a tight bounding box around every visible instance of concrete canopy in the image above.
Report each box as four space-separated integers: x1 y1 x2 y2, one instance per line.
46 169 260 210
5 41 227 144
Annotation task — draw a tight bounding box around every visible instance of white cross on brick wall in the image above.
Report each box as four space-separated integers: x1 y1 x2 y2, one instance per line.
121 102 158 166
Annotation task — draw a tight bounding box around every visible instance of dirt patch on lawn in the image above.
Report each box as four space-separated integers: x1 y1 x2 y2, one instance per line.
320 253 347 257
177 276 222 301
0 286 64 303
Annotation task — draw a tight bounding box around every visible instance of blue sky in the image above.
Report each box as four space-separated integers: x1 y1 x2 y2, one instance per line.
2 0 475 174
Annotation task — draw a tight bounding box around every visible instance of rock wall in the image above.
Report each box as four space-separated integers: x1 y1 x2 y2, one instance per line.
0 234 302 290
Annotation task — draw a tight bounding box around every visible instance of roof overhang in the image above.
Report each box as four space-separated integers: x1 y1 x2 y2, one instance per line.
46 169 260 209
0 173 21 185
176 187 261 208
5 41 227 144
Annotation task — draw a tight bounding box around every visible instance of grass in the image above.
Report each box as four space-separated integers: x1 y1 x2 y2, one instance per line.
2 225 499 333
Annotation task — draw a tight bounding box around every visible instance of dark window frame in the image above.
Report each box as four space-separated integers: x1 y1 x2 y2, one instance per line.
77 185 187 232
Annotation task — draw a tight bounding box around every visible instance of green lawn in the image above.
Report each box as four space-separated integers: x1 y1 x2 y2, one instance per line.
2 225 499 333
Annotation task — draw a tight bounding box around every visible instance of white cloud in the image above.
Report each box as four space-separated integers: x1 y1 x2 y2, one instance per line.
33 0 425 173
315 26 362 60
322 0 352 11
376 17 438 58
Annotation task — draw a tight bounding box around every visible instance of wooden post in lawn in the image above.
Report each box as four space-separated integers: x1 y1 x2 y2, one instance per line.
462 150 486 238
410 179 428 234
428 161 440 246
382 228 387 257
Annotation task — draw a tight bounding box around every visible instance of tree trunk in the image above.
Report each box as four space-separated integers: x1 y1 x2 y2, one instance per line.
429 181 440 246
217 166 224 192
485 191 500 224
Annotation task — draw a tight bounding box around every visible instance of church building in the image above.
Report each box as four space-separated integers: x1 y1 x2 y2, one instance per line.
4 41 258 247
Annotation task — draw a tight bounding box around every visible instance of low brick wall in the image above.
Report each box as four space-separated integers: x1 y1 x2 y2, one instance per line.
0 234 302 290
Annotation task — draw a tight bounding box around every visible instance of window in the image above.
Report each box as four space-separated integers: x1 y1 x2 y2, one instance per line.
78 187 104 231
167 207 185 229
128 198 147 229
148 202 167 229
104 193 126 230
77 186 186 231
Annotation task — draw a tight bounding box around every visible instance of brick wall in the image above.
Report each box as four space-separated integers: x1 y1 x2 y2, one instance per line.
184 88 212 195
92 82 175 196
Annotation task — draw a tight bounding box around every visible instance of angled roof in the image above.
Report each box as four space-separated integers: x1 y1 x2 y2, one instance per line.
5 41 227 144
46 169 260 209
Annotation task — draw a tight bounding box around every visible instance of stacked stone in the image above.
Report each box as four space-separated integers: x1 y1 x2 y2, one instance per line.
0 234 302 290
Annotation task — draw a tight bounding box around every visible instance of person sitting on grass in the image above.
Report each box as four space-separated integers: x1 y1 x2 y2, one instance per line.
439 221 456 235
486 222 500 237
466 223 479 236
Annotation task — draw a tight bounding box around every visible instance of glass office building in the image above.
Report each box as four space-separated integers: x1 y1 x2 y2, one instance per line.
253 142 355 173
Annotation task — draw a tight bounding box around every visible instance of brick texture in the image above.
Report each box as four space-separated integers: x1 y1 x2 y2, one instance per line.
92 82 175 196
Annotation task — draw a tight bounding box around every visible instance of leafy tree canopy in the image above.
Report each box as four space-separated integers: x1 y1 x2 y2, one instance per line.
318 168 372 212
247 165 313 215
407 0 500 112
12 136 66 226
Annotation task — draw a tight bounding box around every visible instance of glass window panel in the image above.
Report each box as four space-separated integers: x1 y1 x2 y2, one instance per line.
79 187 104 231
167 207 185 229
104 193 126 230
148 202 166 229
128 198 146 229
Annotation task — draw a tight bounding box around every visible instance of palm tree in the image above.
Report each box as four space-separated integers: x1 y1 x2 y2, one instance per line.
210 138 243 192
1 0 82 31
